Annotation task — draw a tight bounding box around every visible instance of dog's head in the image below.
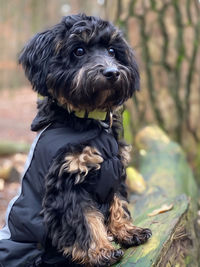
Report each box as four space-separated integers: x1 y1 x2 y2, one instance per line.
19 14 139 111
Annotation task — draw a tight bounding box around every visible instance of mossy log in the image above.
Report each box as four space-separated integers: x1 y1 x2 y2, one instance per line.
0 141 30 156
113 126 199 267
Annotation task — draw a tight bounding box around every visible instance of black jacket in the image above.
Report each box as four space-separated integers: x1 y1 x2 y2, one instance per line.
0 104 123 267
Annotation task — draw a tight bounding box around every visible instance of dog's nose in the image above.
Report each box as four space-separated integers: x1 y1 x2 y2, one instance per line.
102 67 120 81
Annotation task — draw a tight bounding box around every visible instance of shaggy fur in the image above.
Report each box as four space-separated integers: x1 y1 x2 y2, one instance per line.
19 14 151 266
19 14 139 110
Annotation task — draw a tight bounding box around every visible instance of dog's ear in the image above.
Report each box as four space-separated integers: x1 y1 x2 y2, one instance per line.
18 15 83 96
19 30 55 96
62 13 88 29
126 45 140 93
113 32 140 94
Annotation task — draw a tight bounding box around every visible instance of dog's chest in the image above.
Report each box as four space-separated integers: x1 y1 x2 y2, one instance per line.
38 123 123 204
84 129 123 204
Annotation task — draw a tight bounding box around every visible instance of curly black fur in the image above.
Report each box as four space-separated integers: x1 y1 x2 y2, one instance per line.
19 13 139 111
42 145 93 251
18 14 151 267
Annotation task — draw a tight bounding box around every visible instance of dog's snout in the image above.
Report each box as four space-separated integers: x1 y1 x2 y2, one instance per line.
102 67 120 81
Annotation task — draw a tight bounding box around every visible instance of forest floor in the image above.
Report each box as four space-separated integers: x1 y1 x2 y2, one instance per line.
0 87 36 228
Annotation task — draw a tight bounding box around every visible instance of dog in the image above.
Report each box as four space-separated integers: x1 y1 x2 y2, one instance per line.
0 14 151 267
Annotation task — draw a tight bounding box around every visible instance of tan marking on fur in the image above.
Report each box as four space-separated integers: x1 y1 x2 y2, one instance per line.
120 68 129 85
69 32 91 45
119 144 132 166
59 146 103 184
63 210 115 265
55 40 63 54
72 67 85 90
80 29 97 44
48 88 54 96
95 90 112 109
63 244 88 264
86 210 116 265
108 195 136 242
47 84 76 111
56 91 113 114
81 31 90 43
57 96 66 106
110 31 119 43
56 97 77 112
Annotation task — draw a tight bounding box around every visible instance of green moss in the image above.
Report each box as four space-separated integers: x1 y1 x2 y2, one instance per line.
194 143 200 184
123 110 133 145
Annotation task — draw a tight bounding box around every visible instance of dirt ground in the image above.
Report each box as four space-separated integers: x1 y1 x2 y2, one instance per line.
0 87 37 143
0 87 37 228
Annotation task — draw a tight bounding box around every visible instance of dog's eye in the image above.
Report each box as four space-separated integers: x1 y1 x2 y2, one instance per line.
74 47 85 57
108 48 115 57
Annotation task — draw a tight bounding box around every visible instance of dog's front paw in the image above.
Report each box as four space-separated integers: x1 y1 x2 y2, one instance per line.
88 248 124 267
120 227 152 248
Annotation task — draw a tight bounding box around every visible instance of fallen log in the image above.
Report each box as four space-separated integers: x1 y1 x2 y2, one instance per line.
0 141 30 156
114 126 199 267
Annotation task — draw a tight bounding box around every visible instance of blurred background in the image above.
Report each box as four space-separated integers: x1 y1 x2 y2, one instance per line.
0 0 200 227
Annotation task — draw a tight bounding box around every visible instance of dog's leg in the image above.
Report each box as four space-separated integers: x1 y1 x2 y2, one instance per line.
86 210 124 266
64 209 124 266
44 184 124 266
108 195 152 248
43 145 123 266
59 146 103 184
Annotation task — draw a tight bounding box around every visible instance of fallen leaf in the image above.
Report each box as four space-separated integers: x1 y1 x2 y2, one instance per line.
148 204 173 217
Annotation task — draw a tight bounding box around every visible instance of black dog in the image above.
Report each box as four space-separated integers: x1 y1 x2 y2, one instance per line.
0 14 151 267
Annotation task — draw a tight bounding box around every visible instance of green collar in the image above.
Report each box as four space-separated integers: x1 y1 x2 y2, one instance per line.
37 94 112 125
74 110 108 121
74 109 113 127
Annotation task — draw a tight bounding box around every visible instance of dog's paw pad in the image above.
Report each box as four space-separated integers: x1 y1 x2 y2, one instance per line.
95 248 124 266
141 228 152 240
131 228 152 246
121 227 152 248
113 248 124 259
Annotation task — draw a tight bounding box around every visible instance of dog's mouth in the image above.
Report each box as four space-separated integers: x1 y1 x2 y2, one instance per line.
47 61 133 112
68 64 130 108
